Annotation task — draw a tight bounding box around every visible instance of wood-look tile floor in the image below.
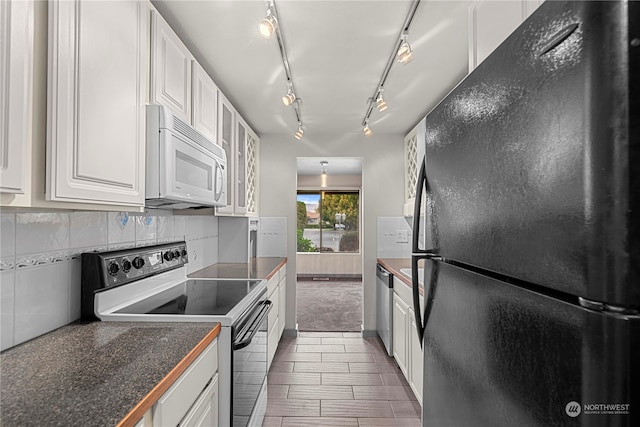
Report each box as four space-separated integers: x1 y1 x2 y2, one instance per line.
262 332 421 427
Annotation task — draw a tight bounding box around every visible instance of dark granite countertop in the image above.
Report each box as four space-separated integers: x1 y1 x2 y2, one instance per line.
188 257 286 280
0 321 220 427
377 258 412 286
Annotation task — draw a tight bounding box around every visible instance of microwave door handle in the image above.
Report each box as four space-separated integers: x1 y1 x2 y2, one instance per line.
233 300 272 350
214 161 223 200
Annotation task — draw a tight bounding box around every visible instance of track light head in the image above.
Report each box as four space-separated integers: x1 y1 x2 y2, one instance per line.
376 93 388 112
363 122 373 137
294 124 304 140
259 10 277 38
397 32 413 64
282 91 296 106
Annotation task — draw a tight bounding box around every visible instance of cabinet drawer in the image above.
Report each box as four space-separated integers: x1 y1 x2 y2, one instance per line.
268 293 279 332
154 339 218 427
267 274 279 297
179 373 219 427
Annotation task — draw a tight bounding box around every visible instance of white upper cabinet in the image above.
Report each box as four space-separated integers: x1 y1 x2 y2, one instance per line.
245 126 259 216
0 0 32 195
46 0 146 206
192 61 218 143
150 10 193 123
403 119 425 217
468 0 544 72
217 108 259 217
216 92 235 215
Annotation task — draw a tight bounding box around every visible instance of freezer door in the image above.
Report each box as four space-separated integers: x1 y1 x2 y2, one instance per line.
422 0 639 306
421 260 639 427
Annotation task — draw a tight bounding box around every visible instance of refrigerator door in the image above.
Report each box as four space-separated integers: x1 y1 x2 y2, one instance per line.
422 0 639 306
421 260 639 427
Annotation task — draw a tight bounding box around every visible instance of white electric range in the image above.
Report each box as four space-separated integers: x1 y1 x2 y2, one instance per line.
81 242 270 427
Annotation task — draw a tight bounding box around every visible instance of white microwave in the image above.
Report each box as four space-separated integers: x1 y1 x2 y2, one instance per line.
145 104 226 209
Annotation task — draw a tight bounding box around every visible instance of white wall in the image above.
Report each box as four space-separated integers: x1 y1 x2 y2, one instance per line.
259 132 405 334
0 208 219 351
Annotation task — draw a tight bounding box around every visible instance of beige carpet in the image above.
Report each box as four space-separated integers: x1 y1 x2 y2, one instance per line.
296 280 362 332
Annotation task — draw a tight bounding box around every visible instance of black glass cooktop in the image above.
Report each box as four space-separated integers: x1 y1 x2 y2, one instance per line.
115 279 262 315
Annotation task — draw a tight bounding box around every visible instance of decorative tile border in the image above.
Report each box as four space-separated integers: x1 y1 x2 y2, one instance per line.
1 234 215 271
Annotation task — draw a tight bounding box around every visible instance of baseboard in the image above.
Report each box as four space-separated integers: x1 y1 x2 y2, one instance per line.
361 328 377 338
283 328 298 337
297 274 362 281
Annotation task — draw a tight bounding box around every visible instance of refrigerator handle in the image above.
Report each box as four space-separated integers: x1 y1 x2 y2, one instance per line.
411 254 428 345
412 157 428 254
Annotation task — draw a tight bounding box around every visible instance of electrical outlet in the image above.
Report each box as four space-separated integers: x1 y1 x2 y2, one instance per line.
396 230 409 243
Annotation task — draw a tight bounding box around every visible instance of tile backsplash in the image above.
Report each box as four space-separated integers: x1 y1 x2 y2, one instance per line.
0 209 219 351
377 217 412 259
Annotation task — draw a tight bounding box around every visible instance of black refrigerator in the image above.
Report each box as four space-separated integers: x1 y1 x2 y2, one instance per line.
411 1 639 426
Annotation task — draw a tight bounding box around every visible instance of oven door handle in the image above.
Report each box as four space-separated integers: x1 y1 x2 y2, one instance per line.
233 300 272 350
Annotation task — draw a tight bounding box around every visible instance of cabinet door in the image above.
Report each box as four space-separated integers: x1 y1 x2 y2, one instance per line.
192 61 218 142
0 0 32 194
278 274 286 337
409 311 423 404
151 10 192 123
246 129 259 216
392 293 408 377
47 0 145 206
216 93 235 215
179 374 219 427
235 117 248 215
468 0 524 71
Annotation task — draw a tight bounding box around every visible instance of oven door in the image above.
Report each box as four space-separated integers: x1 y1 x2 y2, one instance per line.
159 128 218 206
232 299 271 427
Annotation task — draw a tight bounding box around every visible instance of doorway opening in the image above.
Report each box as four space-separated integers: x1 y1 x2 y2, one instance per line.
295 157 363 332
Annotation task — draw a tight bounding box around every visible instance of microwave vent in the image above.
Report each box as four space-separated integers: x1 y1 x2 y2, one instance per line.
171 116 224 158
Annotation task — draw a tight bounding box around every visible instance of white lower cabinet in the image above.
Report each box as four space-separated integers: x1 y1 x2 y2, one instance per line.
266 263 287 369
179 374 219 427
392 287 423 404
278 266 287 337
152 338 218 427
409 312 423 404
392 293 409 377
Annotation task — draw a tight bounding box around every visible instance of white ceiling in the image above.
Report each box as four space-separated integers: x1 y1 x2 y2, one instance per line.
151 0 472 139
297 157 362 176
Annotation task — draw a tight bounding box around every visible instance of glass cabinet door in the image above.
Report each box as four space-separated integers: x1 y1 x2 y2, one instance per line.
236 120 247 213
217 93 234 213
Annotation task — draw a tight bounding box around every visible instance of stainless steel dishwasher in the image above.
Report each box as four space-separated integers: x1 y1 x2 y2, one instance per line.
376 263 393 356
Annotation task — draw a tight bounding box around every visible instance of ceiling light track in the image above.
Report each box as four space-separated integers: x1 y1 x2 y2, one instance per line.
361 0 421 136
261 0 304 139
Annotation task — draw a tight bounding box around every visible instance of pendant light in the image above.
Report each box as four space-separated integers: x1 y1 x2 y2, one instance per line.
320 161 328 188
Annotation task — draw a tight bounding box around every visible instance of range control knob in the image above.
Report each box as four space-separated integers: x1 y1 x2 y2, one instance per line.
121 259 132 273
107 262 119 276
181 249 188 257
132 257 145 270
163 251 174 262
173 250 181 259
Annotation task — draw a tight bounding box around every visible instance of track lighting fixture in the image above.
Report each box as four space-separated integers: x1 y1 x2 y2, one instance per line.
259 7 277 38
397 31 413 64
376 91 388 112
361 0 421 132
261 0 303 140
282 84 296 106
363 121 373 137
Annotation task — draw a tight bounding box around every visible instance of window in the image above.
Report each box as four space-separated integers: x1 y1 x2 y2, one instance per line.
297 191 360 253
